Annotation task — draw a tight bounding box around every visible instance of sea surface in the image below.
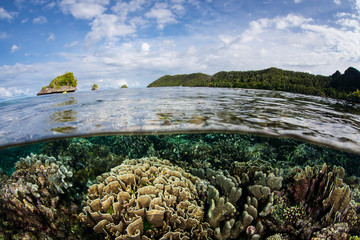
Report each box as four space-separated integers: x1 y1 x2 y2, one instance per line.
0 87 360 240
0 87 359 153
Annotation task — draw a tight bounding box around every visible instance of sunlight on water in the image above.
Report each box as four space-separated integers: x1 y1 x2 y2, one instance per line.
0 87 359 154
0 88 360 240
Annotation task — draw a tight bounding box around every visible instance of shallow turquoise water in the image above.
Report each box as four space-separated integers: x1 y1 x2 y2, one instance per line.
0 88 359 240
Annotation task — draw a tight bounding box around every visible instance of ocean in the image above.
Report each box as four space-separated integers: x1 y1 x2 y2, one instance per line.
0 87 359 240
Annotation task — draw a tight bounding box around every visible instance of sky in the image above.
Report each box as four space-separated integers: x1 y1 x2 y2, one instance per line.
0 0 360 100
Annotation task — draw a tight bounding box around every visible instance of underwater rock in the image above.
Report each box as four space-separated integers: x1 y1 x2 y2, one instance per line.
0 153 82 239
79 157 213 239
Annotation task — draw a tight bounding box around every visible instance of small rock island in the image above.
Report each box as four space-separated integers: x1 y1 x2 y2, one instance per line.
37 72 78 95
91 84 99 91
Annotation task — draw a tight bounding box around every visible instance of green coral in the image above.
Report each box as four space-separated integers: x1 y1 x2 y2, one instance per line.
106 205 114 215
143 220 153 231
272 199 307 225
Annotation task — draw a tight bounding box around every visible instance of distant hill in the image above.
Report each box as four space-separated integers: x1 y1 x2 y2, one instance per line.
148 73 211 87
330 67 360 92
148 67 360 101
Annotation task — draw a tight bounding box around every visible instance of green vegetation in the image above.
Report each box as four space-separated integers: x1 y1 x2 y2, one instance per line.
148 73 211 87
148 67 360 101
349 89 360 100
121 84 128 88
49 72 78 89
92 84 98 89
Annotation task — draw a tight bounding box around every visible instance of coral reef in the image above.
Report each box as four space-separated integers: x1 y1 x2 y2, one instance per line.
265 163 359 239
0 134 360 239
311 222 349 240
0 153 90 239
42 138 124 192
191 159 283 240
80 157 213 239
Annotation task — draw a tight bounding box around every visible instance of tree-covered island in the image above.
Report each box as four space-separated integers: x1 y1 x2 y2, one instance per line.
37 72 78 95
91 84 99 91
148 67 360 102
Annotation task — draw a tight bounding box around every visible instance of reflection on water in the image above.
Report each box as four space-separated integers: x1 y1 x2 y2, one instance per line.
50 97 78 133
54 97 78 107
0 88 359 154
50 110 78 123
156 113 208 126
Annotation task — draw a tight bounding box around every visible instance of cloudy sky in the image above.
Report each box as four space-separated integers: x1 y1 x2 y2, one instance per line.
0 0 359 99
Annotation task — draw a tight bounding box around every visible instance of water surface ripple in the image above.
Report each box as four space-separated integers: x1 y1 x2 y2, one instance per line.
0 87 359 154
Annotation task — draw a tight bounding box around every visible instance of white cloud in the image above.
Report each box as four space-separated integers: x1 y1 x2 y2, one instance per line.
145 3 177 29
0 87 33 99
335 1 360 31
59 0 109 20
0 7 13 20
45 1 56 9
33 16 48 24
0 32 9 39
111 0 147 22
11 45 19 53
2 1 360 102
84 14 136 48
294 0 302 3
47 33 56 41
212 13 360 74
65 41 79 48
141 42 150 52
334 0 341 5
21 18 28 24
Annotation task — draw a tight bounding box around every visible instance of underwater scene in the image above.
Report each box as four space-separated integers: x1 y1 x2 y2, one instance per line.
0 88 360 240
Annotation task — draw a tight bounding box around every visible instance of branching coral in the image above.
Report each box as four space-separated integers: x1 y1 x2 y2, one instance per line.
191 159 283 240
289 163 352 223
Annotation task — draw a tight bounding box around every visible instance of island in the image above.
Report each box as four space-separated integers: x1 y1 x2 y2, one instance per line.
91 84 99 91
147 67 360 101
121 84 128 88
37 72 78 95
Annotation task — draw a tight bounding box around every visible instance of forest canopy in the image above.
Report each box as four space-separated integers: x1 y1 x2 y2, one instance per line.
148 67 360 101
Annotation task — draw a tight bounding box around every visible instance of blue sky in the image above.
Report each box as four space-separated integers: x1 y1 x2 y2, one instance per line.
0 0 359 99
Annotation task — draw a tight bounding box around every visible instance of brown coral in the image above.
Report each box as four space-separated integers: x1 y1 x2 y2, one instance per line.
0 154 81 239
289 163 352 223
79 157 213 239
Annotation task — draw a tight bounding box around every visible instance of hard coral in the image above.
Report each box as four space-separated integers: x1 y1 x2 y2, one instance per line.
0 153 81 239
289 163 351 223
191 159 283 240
80 157 213 239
